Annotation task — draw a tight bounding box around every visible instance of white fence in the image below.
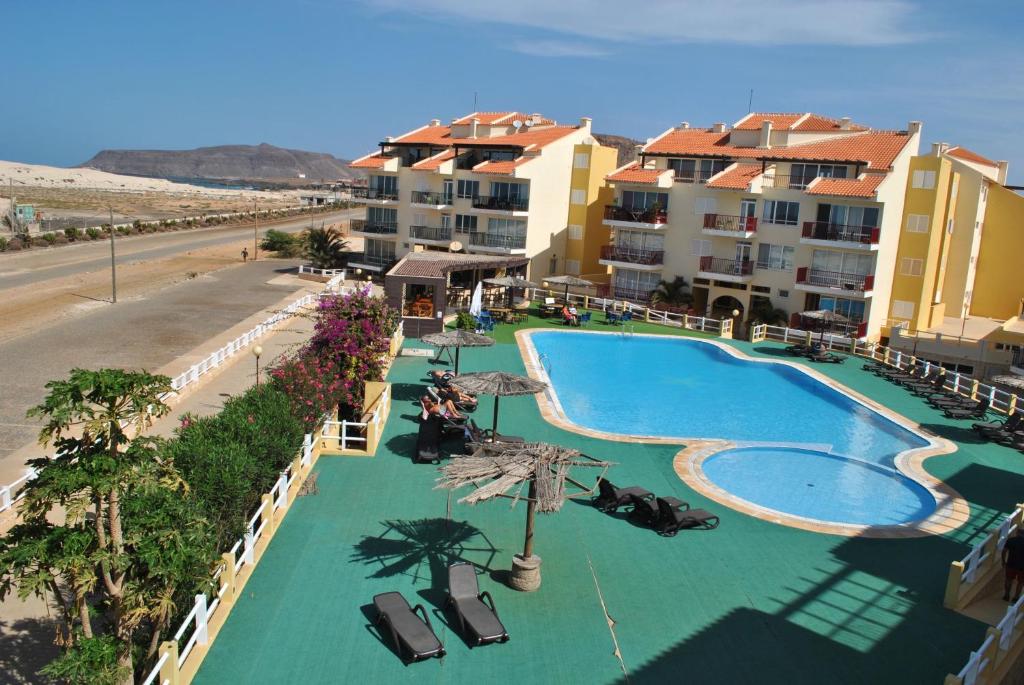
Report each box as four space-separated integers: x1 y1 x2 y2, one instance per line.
527 290 730 335
752 323 856 349
952 592 1024 685
298 266 346 278
0 468 38 516
320 384 391 452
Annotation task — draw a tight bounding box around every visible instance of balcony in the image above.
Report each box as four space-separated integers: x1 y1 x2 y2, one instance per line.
603 205 668 230
599 245 664 270
697 256 754 282
410 191 453 208
674 171 715 184
349 219 398 236
351 187 399 203
470 195 529 213
800 222 880 250
467 232 527 253
795 267 875 296
409 225 453 244
702 213 757 238
346 252 395 272
610 285 656 304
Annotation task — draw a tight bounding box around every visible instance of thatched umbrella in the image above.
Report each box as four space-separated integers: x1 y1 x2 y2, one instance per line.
421 329 494 374
451 371 546 435
544 275 593 303
436 441 611 591
483 275 538 308
992 375 1024 392
799 309 850 342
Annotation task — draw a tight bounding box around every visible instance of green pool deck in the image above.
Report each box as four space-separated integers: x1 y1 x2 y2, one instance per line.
195 318 1024 684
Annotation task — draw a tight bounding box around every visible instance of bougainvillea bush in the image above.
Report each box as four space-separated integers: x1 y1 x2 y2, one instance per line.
270 354 346 431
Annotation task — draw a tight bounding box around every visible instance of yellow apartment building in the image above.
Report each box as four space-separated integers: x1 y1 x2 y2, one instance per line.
563 143 618 283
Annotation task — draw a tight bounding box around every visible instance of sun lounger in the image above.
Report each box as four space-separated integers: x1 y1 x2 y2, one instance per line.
627 493 662 526
786 344 810 356
592 477 654 513
464 420 524 448
446 563 509 646
373 592 446 664
656 498 720 536
415 413 443 464
943 399 990 420
911 375 947 396
806 351 844 364
974 413 1022 435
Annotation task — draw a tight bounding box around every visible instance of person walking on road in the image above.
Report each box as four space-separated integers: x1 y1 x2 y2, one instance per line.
241 247 249 262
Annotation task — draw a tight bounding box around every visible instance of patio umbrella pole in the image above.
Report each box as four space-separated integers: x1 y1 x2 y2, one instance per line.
455 343 461 375
492 396 501 436
523 477 537 558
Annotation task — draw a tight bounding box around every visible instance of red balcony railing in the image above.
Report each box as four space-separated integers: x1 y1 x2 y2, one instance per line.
699 256 754 276
604 205 668 224
801 221 880 244
600 244 664 265
610 285 657 303
796 267 874 291
703 213 758 233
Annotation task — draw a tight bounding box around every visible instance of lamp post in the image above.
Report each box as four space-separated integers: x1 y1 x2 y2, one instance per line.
253 199 259 261
108 208 117 303
252 345 263 386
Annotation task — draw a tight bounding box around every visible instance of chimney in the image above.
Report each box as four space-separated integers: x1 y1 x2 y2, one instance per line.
930 142 949 157
679 122 690 129
758 120 772 149
579 116 592 130
531 113 542 122
712 122 726 133
997 160 1009 185
839 117 852 131
470 117 479 139
908 121 923 136
430 118 440 126
633 144 645 163
385 136 395 143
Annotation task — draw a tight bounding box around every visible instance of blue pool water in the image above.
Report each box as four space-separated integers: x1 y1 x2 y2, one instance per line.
527 331 935 526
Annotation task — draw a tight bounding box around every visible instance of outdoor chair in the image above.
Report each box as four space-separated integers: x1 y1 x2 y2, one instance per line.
787 344 810 356
605 310 620 325
929 393 975 409
464 419 524 450
943 399 991 420
973 413 1022 436
373 592 446 664
655 497 720 536
911 374 948 396
627 493 662 527
806 350 844 364
621 311 633 323
446 562 509 646
415 413 443 464
429 386 477 412
897 369 934 387
579 311 592 327
592 477 654 513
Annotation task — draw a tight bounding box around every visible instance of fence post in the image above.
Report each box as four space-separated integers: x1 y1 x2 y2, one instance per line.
159 641 180 685
302 433 313 467
219 552 236 601
944 560 965 608
982 626 1002 671
194 594 209 646
243 530 255 565
261 493 276 535
971 380 979 400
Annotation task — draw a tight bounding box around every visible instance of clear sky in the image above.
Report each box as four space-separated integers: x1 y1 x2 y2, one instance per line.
4 1 1022 183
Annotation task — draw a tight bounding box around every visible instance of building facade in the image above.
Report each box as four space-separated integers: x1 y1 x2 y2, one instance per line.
346 112 616 281
600 113 921 339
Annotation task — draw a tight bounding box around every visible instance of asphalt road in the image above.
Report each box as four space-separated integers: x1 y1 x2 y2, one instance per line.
0 209 357 290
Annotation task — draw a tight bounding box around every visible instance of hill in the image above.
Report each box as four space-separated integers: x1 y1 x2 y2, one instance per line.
594 133 642 167
80 143 355 182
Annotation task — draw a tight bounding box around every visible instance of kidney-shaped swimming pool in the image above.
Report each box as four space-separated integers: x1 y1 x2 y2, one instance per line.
523 330 941 528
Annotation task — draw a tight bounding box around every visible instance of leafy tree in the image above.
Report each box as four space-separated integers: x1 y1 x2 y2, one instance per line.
260 229 303 257
749 297 789 326
650 276 693 309
305 226 348 269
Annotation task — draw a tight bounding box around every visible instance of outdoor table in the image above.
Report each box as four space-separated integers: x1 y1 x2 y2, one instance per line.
490 307 513 322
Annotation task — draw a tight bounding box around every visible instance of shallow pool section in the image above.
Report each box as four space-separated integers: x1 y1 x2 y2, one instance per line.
701 447 936 526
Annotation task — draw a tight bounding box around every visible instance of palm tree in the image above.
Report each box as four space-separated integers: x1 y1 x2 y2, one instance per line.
305 226 349 269
749 298 789 325
649 276 693 309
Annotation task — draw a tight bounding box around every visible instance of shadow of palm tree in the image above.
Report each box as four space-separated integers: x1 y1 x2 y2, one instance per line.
351 518 500 590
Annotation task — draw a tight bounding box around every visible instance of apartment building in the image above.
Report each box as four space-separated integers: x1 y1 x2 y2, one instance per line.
600 113 921 339
346 112 616 280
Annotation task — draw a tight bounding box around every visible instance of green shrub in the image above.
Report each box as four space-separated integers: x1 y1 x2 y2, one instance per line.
456 311 477 330
116 226 129 236
53 233 68 244
42 232 57 244
132 219 143 231
63 227 80 241
261 229 303 257
85 227 101 240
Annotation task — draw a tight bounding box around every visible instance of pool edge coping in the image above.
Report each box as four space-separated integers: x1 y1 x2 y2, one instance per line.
514 327 968 539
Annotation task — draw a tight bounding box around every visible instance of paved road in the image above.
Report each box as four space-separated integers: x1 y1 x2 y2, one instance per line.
0 209 357 290
0 259 314 480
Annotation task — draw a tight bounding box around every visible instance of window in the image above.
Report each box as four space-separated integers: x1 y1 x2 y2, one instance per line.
811 250 873 275
912 170 936 189
440 214 452 229
570 189 587 205
891 300 915 319
614 269 660 292
567 224 583 240
906 214 930 233
815 203 879 228
900 258 924 276
691 239 712 256
486 217 526 237
402 283 435 318
778 289 790 298
668 158 727 182
790 164 847 189
369 175 397 196
694 197 717 216
454 214 477 233
442 179 453 202
490 181 528 201
549 255 558 274
621 190 668 210
756 243 795 271
946 218 955 235
368 207 397 224
565 259 581 275
763 200 800 226
364 238 396 262
457 179 479 199
818 296 866 322
574 153 590 169
617 230 663 251
752 285 771 294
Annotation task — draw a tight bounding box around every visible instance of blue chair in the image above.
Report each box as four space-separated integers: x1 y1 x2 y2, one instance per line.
475 316 495 333
621 311 633 323
580 312 592 327
606 310 620 325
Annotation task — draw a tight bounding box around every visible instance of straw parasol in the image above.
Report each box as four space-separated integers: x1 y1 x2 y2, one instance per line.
421 329 494 375
450 371 547 435
799 309 849 342
992 375 1024 392
483 275 538 307
544 275 593 303
436 441 611 590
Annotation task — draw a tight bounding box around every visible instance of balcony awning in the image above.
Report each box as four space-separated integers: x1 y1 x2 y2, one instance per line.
705 163 763 190
805 174 886 198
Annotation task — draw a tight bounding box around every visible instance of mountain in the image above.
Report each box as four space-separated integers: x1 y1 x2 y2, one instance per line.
79 143 355 182
594 133 642 167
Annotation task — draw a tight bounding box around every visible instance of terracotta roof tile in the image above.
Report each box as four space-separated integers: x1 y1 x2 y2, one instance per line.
706 163 763 189
734 113 804 130
606 162 671 184
472 159 522 175
454 125 579 150
805 174 886 198
388 252 529 278
349 153 389 169
794 114 868 132
452 112 554 126
410 149 456 171
391 124 453 145
734 112 868 132
946 146 998 168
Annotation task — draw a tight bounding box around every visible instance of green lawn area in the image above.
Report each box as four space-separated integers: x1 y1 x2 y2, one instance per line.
194 315 1024 684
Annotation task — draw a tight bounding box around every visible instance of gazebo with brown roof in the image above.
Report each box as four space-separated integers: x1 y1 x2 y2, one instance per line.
384 251 529 337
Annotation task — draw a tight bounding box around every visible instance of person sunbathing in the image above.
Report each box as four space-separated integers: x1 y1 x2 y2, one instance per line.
441 386 477 408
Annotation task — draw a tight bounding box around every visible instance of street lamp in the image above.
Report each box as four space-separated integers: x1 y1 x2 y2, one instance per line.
252 345 263 386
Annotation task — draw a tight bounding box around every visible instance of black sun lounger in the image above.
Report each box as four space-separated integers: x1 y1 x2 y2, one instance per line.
943 399 990 420
656 497 720 536
373 592 446 664
592 477 653 513
447 562 509 646
974 413 1022 436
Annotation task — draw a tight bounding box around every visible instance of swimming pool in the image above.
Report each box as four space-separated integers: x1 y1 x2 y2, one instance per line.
523 330 944 529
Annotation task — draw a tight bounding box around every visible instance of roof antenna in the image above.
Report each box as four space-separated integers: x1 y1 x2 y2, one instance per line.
473 91 478 112
747 88 754 114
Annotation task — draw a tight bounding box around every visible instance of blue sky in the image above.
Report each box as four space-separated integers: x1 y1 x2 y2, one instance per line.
4 1 1022 183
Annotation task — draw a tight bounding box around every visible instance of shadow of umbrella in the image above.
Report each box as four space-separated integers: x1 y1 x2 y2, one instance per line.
351 518 500 588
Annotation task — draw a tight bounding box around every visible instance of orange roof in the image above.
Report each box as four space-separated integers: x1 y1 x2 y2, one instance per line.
411 149 456 171
794 114 868 132
706 163 763 189
734 113 804 130
805 174 886 198
606 162 670 184
391 124 453 146
472 159 524 175
644 128 911 170
946 146 998 168
453 125 579 150
452 112 554 126
349 153 389 169
734 112 868 132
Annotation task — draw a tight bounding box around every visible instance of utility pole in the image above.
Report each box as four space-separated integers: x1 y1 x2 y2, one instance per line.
109 208 117 303
253 199 258 261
